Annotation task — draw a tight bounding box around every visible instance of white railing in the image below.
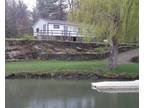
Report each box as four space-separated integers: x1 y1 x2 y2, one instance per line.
34 30 81 37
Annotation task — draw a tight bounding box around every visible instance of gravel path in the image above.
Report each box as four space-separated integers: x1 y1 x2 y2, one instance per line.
106 49 139 64
117 49 139 64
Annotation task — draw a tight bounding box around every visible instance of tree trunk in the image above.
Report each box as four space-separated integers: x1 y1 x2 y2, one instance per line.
108 37 118 70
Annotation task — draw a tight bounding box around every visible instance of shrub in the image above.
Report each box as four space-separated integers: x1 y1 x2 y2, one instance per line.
21 34 36 40
130 56 139 63
95 47 109 53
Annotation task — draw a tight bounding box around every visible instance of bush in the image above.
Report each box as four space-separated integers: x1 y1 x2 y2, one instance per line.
21 35 36 40
95 47 109 53
130 56 139 63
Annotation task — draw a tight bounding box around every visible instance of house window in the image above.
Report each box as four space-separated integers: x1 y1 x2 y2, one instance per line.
36 28 39 33
73 37 77 41
53 24 60 29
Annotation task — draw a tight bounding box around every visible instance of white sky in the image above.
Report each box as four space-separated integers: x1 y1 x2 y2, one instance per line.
20 0 36 11
21 0 69 11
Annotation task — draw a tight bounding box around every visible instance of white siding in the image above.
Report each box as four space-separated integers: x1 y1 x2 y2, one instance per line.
33 19 79 37
48 24 63 36
33 19 48 36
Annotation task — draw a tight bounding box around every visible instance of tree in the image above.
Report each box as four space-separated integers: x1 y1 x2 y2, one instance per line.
68 0 139 69
5 0 32 38
16 0 32 36
5 0 18 38
34 0 67 20
57 0 67 20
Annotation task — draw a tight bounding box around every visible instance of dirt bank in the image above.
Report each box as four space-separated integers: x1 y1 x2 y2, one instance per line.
6 40 138 61
5 72 138 80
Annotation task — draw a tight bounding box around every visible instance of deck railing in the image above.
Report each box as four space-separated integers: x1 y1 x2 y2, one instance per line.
33 30 97 42
34 30 81 37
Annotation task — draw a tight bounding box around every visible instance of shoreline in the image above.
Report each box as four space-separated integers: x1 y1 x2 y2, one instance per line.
5 72 138 80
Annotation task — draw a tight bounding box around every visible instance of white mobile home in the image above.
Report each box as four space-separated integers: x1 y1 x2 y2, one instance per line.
32 18 81 41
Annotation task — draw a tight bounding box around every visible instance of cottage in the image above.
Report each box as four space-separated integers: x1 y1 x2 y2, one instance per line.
32 18 82 41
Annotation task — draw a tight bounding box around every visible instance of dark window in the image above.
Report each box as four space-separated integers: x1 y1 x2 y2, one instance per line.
73 37 76 41
36 28 39 32
53 24 60 29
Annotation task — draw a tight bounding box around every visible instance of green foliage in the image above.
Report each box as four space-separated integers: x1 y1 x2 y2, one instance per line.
95 47 109 53
6 60 138 77
112 63 139 74
68 0 139 43
82 36 96 43
21 35 36 40
5 60 106 74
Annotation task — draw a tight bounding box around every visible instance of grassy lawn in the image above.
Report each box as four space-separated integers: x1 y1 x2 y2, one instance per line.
5 60 139 76
5 60 106 74
113 64 139 74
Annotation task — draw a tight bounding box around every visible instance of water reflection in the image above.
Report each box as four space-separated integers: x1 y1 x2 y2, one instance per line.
26 97 95 108
6 80 139 108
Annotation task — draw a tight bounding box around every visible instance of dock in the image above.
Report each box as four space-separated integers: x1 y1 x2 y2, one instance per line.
91 80 139 93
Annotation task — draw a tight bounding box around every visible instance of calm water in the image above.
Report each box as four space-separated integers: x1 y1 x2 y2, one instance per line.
6 80 139 108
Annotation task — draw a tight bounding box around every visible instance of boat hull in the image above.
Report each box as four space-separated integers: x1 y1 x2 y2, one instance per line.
91 80 139 93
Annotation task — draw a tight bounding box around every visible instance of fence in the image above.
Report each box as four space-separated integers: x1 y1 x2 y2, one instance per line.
34 30 81 37
33 30 97 42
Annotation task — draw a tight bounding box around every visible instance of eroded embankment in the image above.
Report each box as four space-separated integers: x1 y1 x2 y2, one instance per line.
6 40 138 61
5 72 139 80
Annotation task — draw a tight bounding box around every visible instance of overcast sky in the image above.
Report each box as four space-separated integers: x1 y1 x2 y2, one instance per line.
20 0 70 11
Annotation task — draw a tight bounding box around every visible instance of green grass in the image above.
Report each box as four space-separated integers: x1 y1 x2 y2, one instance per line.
5 60 139 76
5 60 106 74
113 64 139 73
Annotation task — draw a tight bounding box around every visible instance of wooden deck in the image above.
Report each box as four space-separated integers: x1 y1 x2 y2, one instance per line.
34 30 96 42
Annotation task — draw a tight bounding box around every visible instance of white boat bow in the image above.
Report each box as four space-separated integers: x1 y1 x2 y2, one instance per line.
91 80 139 93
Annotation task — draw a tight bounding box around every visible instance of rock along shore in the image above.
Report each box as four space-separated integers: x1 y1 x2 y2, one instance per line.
5 72 139 80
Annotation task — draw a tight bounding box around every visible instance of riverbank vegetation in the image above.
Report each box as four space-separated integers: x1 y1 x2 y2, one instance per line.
5 0 139 80
68 0 138 69
6 60 139 79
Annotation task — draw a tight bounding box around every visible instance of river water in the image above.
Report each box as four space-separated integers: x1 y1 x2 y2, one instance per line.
6 80 139 108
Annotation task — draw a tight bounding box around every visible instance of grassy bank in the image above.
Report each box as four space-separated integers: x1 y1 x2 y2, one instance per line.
6 60 139 77
6 60 106 74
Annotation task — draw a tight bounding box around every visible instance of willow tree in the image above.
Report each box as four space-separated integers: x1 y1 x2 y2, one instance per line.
68 0 138 69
